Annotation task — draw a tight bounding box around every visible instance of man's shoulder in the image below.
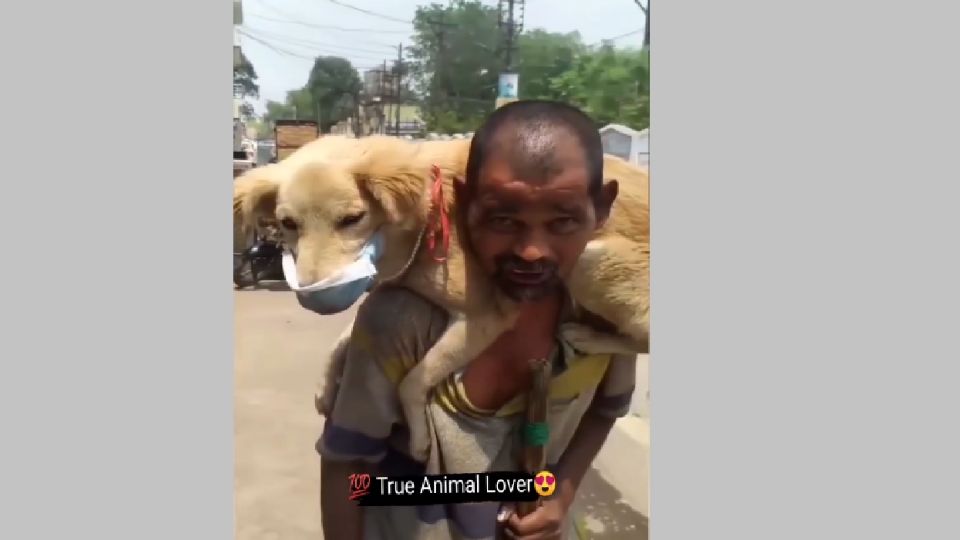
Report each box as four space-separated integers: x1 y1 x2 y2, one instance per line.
354 285 448 337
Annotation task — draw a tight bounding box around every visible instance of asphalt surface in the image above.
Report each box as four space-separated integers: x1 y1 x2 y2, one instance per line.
235 286 356 539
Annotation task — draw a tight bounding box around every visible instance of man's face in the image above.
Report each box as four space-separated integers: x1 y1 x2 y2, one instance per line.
463 135 607 302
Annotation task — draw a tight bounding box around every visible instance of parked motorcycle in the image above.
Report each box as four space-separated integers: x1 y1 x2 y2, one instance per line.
233 232 284 289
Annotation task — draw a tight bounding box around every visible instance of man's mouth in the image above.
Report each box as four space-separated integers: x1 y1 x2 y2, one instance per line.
506 269 550 285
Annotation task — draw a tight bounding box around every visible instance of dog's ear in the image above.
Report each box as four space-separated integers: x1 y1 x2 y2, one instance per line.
355 173 404 223
234 172 280 230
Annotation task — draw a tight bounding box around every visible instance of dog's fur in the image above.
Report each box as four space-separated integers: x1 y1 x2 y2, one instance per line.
234 134 649 461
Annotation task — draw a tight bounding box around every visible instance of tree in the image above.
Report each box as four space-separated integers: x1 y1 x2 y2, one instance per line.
263 100 296 123
515 30 585 101
408 1 502 133
304 56 363 133
286 88 318 123
239 102 256 121
550 46 649 130
234 50 260 99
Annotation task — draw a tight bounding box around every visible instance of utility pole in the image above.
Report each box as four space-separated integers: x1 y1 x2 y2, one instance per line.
379 60 387 134
504 0 515 71
497 0 524 108
633 0 650 49
394 43 403 137
426 12 455 106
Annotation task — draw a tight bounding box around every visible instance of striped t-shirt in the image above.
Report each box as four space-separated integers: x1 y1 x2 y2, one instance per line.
316 285 636 540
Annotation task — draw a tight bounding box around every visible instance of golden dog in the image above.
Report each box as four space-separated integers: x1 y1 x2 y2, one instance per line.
234 135 649 461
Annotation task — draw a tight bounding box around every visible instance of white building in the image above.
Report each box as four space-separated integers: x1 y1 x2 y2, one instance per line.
233 0 245 153
600 124 649 167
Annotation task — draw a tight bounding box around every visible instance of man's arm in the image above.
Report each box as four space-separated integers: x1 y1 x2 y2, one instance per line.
315 286 442 540
320 459 370 540
555 351 638 504
553 409 617 508
504 354 637 537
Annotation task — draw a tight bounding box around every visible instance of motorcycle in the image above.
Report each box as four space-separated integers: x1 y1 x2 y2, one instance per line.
233 232 285 289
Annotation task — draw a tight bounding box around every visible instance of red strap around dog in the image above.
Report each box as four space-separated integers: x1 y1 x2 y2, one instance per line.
427 164 450 263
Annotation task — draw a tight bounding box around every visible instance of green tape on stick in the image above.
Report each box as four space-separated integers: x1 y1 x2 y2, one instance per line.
525 422 550 447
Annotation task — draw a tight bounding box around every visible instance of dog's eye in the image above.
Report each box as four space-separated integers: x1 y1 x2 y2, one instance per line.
337 211 367 229
280 217 298 232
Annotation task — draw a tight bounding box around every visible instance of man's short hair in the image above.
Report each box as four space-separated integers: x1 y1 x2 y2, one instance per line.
464 100 604 200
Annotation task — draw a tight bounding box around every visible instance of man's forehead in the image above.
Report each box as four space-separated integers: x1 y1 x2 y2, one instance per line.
483 125 586 183
472 167 592 211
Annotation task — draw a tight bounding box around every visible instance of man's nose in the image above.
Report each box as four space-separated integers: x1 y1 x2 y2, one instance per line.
514 230 553 262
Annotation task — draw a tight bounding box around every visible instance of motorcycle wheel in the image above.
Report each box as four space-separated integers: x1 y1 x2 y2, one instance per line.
233 254 257 289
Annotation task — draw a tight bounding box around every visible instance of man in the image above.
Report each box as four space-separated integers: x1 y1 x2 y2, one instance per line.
316 101 637 540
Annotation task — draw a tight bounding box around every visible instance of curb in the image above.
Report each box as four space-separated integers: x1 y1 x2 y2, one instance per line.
594 354 650 515
593 415 650 517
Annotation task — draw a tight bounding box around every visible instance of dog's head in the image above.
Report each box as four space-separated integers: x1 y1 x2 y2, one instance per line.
234 154 419 287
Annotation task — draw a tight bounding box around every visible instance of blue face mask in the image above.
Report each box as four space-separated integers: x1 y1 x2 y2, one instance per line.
282 230 385 315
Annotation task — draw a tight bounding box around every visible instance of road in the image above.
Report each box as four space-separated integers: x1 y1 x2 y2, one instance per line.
234 286 648 540
235 287 356 539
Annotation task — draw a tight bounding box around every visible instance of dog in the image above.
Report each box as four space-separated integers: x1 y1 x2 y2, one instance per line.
234 134 649 461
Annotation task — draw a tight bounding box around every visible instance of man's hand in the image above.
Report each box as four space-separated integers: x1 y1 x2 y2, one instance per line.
499 497 571 540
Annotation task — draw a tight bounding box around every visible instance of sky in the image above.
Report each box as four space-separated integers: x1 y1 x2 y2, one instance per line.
237 0 646 114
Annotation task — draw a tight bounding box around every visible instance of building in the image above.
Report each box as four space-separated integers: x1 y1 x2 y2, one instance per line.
600 124 649 167
233 0 245 153
233 0 243 68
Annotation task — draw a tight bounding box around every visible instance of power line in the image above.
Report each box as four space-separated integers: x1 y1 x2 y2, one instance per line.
602 28 644 42
238 29 318 61
240 28 389 63
247 13 410 34
242 25 395 55
324 0 413 25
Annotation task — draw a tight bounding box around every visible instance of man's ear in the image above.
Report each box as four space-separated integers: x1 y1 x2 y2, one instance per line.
453 176 468 208
594 179 619 228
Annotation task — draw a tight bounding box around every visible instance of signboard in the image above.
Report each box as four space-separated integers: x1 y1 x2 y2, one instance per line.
498 73 519 100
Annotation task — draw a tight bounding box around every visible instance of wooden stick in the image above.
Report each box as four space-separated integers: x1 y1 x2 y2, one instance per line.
517 357 551 517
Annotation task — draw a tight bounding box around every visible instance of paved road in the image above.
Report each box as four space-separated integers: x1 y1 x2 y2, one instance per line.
235 287 357 540
234 286 648 540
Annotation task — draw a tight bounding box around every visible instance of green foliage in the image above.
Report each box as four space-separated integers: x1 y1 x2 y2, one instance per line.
305 56 363 132
550 46 649 130
233 51 260 99
263 1 650 135
260 56 363 135
515 30 585 101
408 1 501 132
405 1 649 132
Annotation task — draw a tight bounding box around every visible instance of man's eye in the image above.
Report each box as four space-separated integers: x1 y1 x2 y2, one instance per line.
487 216 520 231
549 217 581 234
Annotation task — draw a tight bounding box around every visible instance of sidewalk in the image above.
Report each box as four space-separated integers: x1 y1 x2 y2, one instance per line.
570 354 650 539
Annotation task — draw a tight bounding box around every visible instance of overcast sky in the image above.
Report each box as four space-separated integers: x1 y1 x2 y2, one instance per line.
238 0 646 113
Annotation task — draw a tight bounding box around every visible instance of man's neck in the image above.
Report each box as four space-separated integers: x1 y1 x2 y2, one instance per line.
512 289 564 331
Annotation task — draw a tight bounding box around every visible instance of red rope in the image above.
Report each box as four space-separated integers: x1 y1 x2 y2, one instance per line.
426 164 450 263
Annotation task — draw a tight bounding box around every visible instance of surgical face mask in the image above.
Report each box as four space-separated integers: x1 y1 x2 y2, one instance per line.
282 230 385 315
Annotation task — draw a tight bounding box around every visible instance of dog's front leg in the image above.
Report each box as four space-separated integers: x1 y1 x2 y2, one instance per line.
315 321 354 417
398 311 511 462
560 322 649 356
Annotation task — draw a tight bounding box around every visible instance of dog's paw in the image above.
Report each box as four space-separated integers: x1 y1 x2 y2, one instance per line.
560 322 645 355
406 416 431 463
